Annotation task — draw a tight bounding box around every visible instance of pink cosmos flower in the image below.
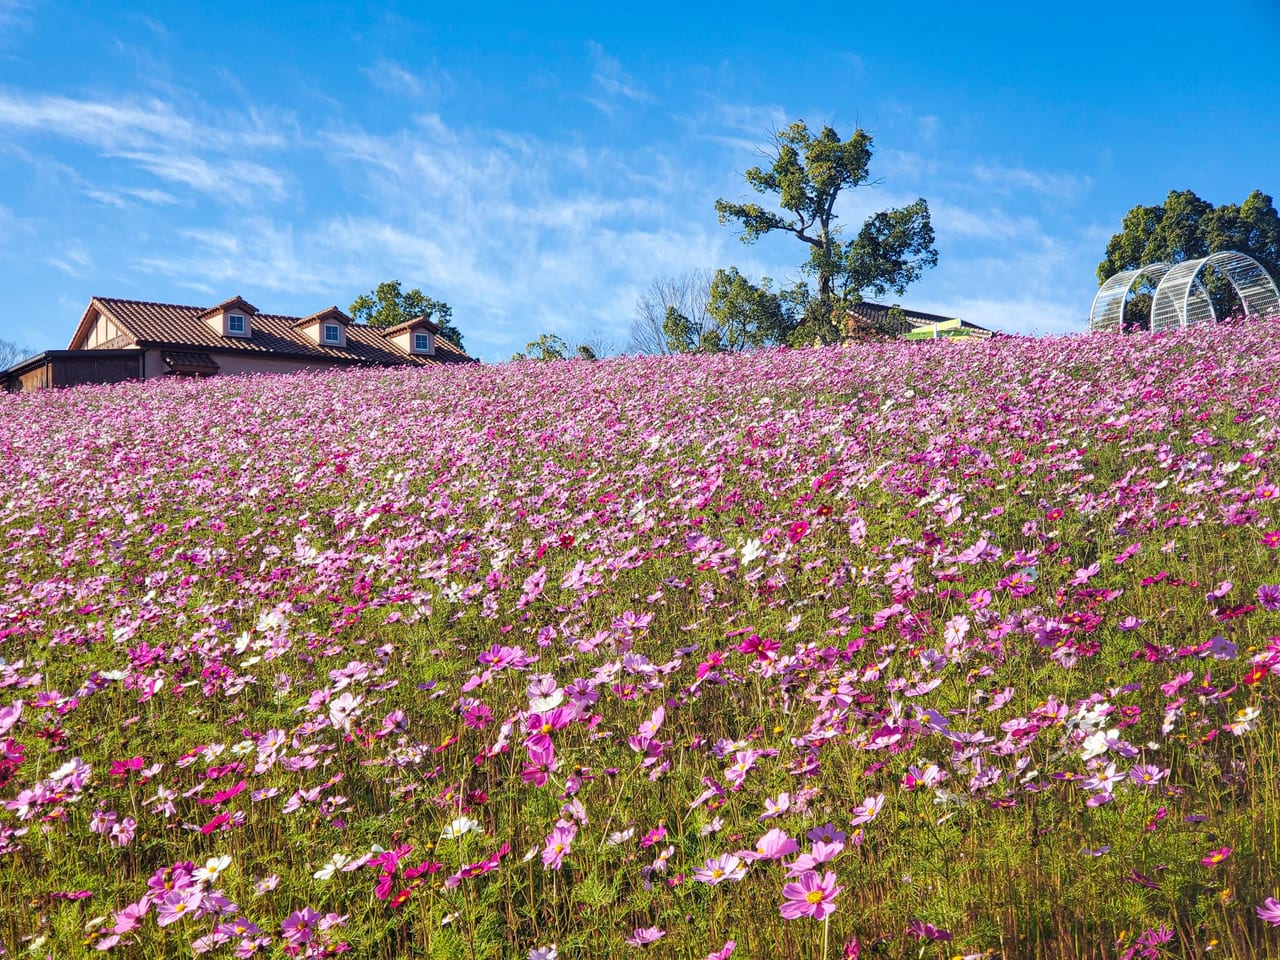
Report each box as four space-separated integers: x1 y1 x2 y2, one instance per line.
109 816 137 847
281 907 321 945
785 841 845 877
541 823 576 871
739 828 799 862
780 870 842 920
705 942 736 960
759 792 790 820
112 900 149 934
625 926 665 947
155 889 204 927
848 794 884 826
693 853 747 885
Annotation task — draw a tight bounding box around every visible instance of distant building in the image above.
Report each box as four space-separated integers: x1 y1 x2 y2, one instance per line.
3 295 476 392
844 301 996 341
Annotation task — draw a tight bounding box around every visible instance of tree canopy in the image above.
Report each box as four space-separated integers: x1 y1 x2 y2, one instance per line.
706 268 797 352
512 333 570 362
715 120 937 304
349 280 465 351
630 269 805 354
1097 189 1280 328
1098 189 1280 282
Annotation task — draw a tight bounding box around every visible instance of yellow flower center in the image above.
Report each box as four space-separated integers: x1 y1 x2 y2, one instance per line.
805 890 825 904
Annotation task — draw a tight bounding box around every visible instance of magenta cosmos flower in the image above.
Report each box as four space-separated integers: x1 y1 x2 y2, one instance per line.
1257 897 1280 925
780 870 842 920
1201 847 1232 867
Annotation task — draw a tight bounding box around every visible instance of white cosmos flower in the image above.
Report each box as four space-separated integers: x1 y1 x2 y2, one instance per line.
529 690 564 712
441 816 481 840
605 827 635 846
1080 729 1117 761
313 853 351 880
328 692 364 732
194 855 232 886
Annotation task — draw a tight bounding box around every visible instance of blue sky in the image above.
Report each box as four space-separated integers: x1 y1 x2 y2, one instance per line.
1 1 1278 361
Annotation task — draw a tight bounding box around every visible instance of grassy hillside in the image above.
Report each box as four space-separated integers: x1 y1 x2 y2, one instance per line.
2 325 1280 959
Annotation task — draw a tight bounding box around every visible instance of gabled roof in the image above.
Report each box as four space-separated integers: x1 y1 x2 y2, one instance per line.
846 301 958 328
293 306 352 328
378 315 442 337
74 297 476 367
845 301 997 338
196 295 259 319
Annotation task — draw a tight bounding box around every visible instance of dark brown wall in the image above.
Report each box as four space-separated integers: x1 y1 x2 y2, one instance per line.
51 354 142 388
4 352 143 392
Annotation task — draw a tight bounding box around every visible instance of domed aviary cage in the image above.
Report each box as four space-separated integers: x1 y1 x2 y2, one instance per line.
1149 251 1280 332
1088 263 1171 332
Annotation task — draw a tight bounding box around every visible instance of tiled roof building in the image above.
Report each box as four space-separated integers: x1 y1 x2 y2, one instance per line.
4 295 477 391
844 301 996 341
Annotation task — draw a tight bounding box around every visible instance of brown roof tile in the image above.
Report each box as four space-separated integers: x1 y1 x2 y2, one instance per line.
88 297 477 368
846 301 958 328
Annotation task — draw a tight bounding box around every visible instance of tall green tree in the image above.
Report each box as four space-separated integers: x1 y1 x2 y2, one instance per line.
511 333 570 362
714 121 937 305
706 268 797 351
350 280 465 351
1097 189 1280 328
661 306 698 354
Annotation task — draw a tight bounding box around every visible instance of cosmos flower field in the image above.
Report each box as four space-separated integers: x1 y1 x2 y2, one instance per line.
4 324 1280 960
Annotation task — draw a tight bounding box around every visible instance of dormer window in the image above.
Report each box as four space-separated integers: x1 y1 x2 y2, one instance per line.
199 296 258 339
414 332 431 352
323 323 341 344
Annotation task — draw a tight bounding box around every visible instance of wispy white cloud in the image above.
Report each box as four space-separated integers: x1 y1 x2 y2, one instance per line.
585 41 649 115
0 88 290 204
113 150 286 204
0 0 33 36
362 59 437 99
929 200 1041 241
972 162 1092 202
48 240 93 277
127 113 740 359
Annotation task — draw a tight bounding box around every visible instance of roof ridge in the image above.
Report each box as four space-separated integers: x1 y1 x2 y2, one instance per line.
95 296 402 328
96 295 208 312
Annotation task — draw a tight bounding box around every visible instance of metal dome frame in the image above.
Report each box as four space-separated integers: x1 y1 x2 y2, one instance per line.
1149 250 1280 332
1088 262 1172 332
